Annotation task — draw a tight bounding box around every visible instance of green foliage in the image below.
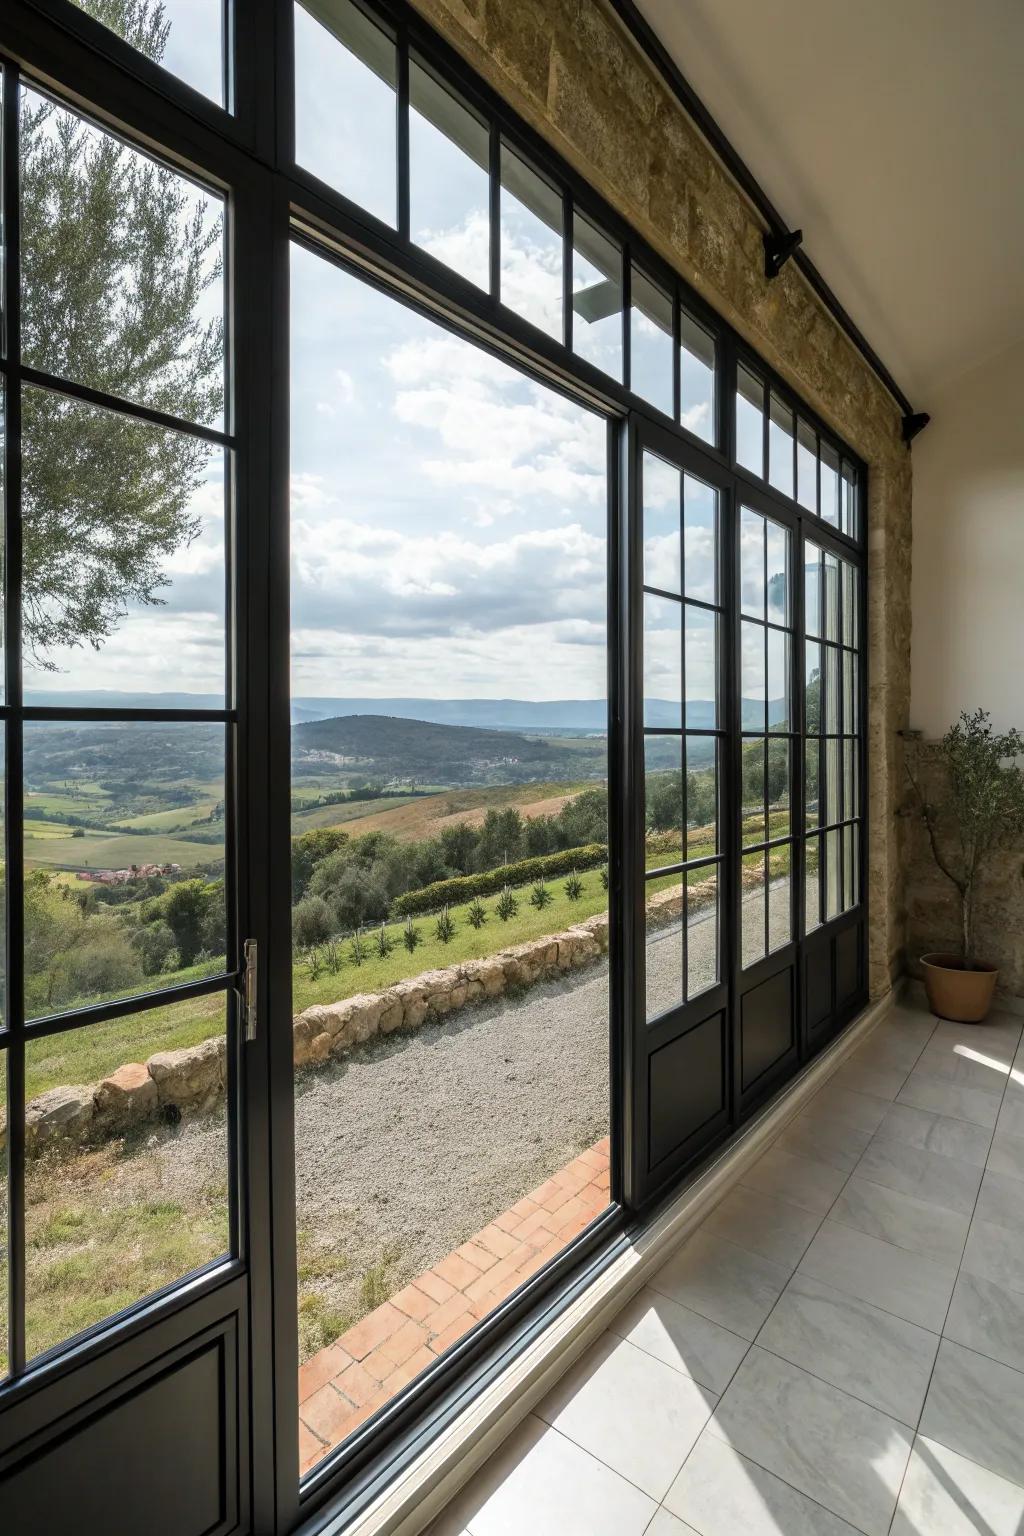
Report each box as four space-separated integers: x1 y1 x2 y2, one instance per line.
147 878 222 967
495 886 518 922
402 918 422 955
292 894 334 950
391 843 607 917
131 919 178 976
529 882 553 910
349 929 367 966
906 709 1024 965
291 827 349 900
467 897 487 929
374 921 395 960
564 872 583 901
20 17 223 665
434 905 456 944
600 865 609 890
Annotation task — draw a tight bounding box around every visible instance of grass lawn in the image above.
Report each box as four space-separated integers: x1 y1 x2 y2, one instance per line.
24 826 222 872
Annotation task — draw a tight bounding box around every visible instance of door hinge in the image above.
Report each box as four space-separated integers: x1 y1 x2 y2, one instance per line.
242 938 258 1041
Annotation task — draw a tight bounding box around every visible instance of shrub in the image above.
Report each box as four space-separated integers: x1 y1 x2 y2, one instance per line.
292 894 334 950
467 897 487 929
392 843 607 917
435 905 456 944
600 865 609 890
349 928 367 966
402 918 422 954
375 921 395 960
305 946 323 981
132 919 179 976
529 882 553 910
496 886 518 922
564 871 583 901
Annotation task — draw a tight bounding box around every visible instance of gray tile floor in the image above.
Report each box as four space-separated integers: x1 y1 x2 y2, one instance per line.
428 998 1024 1535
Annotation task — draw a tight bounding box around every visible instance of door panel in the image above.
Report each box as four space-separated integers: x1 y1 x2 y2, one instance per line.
740 966 794 1093
648 1006 727 1172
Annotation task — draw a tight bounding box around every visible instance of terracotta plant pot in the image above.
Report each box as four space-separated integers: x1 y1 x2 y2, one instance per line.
920 953 999 1023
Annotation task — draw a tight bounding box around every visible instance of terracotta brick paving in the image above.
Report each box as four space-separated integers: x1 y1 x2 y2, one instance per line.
298 1136 611 1472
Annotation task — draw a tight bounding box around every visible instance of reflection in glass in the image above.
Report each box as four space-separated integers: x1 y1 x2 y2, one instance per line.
644 596 682 728
686 739 717 857
736 366 764 477
824 552 840 641
767 629 789 732
740 507 764 619
410 63 489 290
741 621 765 730
23 721 227 1019
630 268 673 416
805 640 821 733
22 389 226 696
797 419 817 512
295 0 398 227
21 89 225 429
683 475 717 602
826 827 841 918
844 651 855 734
742 737 766 846
68 0 225 103
643 453 681 595
741 850 766 968
24 997 230 1362
841 462 857 538
820 442 840 526
572 215 623 381
768 395 794 497
805 834 822 932
767 864 791 954
645 735 683 867
646 877 683 1022
805 740 820 828
845 737 857 819
825 737 840 824
500 146 563 340
843 823 854 911
765 519 788 625
680 311 715 444
767 739 790 832
825 648 840 736
685 608 717 728
687 867 718 998
805 542 822 638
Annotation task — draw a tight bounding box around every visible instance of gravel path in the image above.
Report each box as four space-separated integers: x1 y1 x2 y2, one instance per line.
93 886 790 1349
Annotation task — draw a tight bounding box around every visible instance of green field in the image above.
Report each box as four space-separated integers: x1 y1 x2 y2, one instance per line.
24 826 222 871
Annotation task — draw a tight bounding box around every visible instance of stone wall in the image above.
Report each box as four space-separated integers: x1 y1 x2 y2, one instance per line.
903 742 1024 999
407 0 914 995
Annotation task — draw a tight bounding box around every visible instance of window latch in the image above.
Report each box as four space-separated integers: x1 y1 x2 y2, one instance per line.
241 938 258 1042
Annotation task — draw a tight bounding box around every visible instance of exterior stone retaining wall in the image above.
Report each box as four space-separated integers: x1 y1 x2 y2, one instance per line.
12 882 716 1155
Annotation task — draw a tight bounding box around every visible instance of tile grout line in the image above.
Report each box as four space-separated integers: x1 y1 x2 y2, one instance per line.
885 1009 1023 1533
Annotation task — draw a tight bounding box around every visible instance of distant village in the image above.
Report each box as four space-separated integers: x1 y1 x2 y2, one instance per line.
77 862 182 886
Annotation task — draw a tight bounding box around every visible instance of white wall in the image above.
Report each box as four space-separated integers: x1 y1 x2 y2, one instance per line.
911 336 1024 738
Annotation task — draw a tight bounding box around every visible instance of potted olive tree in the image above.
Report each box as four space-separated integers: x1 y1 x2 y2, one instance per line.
904 709 1024 1022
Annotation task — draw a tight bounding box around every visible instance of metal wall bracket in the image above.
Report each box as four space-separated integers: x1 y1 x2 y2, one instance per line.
763 227 803 279
902 412 930 444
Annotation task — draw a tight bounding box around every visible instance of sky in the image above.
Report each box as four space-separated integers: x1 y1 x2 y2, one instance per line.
33 2 726 710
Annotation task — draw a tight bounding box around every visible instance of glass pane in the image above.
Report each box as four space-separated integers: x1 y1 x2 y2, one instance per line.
767 855 791 953
768 395 794 497
23 721 227 1019
765 519 788 625
735 366 764 477
805 834 822 932
843 650 855 735
841 462 857 538
291 248 610 1470
826 827 841 919
409 63 489 291
572 214 622 381
683 474 717 603
24 996 230 1363
500 145 562 340
685 607 717 729
805 640 821 734
67 0 225 105
843 823 854 911
21 389 226 697
741 737 766 846
820 442 840 527
645 736 683 869
824 646 840 734
295 0 398 227
21 90 225 430
797 419 817 512
679 311 715 444
0 1050 6 1378
741 850 766 968
823 553 841 642
767 739 790 837
804 543 822 638
842 562 856 648
767 629 789 732
848 652 859 732
643 452 681 596
825 737 840 824
0 721 4 1026
645 596 682 728
741 621 765 731
852 822 860 906
805 740 820 829
687 866 718 999
686 739 717 858
647 877 683 1021
740 507 764 620
630 268 673 416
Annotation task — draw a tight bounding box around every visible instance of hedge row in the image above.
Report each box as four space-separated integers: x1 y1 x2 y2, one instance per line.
391 843 608 917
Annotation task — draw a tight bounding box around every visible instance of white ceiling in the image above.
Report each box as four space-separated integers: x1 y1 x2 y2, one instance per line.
634 0 1024 408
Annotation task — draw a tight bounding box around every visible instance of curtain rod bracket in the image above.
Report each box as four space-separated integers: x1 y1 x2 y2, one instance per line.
902 412 930 444
763 227 803 279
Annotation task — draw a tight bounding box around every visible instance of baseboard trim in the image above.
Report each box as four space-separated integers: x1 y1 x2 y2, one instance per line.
319 990 896 1536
